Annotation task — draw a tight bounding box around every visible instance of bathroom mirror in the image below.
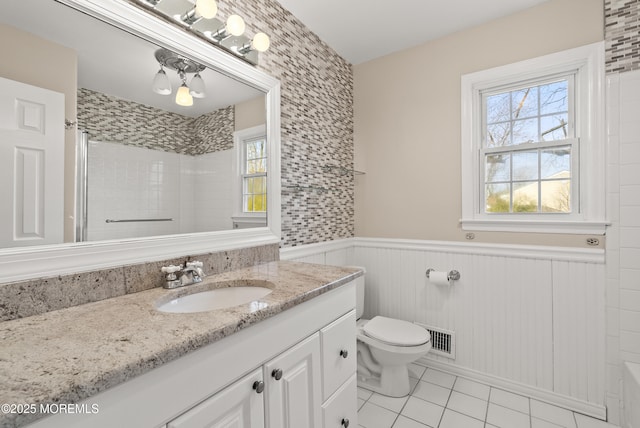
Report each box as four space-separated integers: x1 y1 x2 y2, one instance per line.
0 0 281 282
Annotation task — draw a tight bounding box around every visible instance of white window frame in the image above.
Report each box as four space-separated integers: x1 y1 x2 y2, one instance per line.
460 42 607 234
233 125 267 224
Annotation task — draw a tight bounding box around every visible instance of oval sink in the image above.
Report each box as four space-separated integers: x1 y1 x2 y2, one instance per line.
156 283 273 314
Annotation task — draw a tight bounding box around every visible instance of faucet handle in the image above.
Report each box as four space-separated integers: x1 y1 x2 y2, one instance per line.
186 261 203 268
161 265 181 274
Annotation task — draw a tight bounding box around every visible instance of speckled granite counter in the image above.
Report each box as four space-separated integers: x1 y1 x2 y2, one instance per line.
0 261 361 428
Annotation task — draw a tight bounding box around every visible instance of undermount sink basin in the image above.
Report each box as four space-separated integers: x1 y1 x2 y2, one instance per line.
156 281 274 314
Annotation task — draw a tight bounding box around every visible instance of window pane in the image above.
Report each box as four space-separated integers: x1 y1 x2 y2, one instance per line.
541 179 571 213
512 151 538 181
541 147 571 179
485 154 510 182
513 181 538 212
512 87 538 120
486 92 511 124
485 183 510 213
486 122 511 147
540 80 568 115
512 118 538 145
540 114 569 141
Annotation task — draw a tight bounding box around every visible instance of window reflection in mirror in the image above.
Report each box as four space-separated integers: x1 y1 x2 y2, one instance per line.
0 0 267 249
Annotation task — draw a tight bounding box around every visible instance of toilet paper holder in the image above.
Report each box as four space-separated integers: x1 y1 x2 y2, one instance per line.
426 268 461 281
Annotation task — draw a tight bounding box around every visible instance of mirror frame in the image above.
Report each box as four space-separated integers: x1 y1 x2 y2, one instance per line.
0 0 281 283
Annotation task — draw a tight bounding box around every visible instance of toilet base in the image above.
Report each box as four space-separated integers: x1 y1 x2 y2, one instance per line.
357 364 411 397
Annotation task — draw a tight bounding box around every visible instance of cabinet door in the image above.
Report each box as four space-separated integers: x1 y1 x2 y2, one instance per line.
320 310 356 401
167 368 264 428
264 333 322 428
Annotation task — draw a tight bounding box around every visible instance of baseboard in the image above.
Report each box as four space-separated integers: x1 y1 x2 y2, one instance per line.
417 357 607 421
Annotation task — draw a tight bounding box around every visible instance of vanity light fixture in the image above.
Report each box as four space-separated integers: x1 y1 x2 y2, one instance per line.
152 48 205 106
135 1 270 65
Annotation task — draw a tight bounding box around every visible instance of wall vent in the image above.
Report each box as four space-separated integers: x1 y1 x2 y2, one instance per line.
415 323 456 360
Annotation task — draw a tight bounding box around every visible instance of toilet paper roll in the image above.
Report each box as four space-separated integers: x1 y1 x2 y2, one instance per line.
428 271 450 287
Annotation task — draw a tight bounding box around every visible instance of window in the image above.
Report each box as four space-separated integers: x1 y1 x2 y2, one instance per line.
461 42 606 234
233 125 267 226
242 137 267 213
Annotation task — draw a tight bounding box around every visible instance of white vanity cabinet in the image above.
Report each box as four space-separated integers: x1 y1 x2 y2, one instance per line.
165 312 356 428
26 281 356 428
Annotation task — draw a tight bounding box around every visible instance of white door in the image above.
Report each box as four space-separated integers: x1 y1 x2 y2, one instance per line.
265 333 322 428
167 368 265 428
0 76 65 247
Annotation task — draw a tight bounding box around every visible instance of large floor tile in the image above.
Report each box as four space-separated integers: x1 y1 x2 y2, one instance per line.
574 413 621 428
446 390 488 420
530 400 577 427
400 396 444 428
392 415 429 428
422 368 456 389
411 380 451 406
453 377 490 401
408 363 427 380
486 403 531 428
358 386 374 401
438 409 484 428
490 388 530 414
369 392 410 413
532 417 566 427
358 402 398 428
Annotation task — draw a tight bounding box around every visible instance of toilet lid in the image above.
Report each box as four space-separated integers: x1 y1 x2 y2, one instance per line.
363 316 430 346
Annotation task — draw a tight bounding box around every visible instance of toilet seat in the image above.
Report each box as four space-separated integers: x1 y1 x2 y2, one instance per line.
363 316 430 347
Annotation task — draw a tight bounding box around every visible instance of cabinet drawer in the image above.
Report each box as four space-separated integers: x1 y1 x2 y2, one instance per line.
322 375 357 428
320 310 356 401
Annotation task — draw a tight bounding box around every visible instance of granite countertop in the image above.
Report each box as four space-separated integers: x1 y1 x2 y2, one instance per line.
0 261 361 428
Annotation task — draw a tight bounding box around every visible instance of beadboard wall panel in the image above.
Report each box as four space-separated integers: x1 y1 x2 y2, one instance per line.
280 238 606 416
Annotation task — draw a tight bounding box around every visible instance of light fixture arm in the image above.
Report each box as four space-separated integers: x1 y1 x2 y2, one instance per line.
180 8 201 26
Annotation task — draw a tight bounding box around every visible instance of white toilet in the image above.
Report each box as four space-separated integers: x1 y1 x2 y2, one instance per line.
352 267 432 397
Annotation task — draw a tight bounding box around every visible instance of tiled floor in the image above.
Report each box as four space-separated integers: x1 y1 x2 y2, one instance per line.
357 364 620 428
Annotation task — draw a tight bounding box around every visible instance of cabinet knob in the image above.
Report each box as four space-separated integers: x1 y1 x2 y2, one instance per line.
252 380 264 393
341 418 350 427
272 368 283 380
340 349 349 359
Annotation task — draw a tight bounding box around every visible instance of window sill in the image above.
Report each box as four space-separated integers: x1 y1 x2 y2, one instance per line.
460 218 608 235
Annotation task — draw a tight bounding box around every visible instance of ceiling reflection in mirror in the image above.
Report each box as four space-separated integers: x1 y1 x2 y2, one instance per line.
0 0 267 250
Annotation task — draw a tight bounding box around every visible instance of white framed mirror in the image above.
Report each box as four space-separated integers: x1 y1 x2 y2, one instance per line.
0 0 281 283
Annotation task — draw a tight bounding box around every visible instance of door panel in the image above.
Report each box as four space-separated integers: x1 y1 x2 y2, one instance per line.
0 76 65 247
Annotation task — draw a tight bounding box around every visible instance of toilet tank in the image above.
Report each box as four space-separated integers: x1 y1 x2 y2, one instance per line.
345 266 366 320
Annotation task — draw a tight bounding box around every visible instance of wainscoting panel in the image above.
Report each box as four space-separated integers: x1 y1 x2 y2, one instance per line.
280 238 606 416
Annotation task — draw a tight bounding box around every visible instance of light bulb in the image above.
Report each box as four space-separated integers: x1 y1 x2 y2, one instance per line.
175 83 193 106
226 15 245 36
152 68 171 95
251 32 270 52
195 0 217 19
189 73 206 98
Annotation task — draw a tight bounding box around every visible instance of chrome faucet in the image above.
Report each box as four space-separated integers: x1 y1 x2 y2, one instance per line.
161 261 206 289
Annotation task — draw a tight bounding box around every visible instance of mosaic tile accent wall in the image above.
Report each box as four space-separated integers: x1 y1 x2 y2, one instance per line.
77 88 234 155
605 0 640 73
212 0 355 247
193 106 235 152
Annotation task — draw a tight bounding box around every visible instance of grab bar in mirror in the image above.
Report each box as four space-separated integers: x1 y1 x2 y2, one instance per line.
105 218 174 223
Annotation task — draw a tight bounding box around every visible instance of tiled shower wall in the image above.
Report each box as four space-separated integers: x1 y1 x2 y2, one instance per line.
604 0 640 424
213 0 355 247
77 88 235 155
